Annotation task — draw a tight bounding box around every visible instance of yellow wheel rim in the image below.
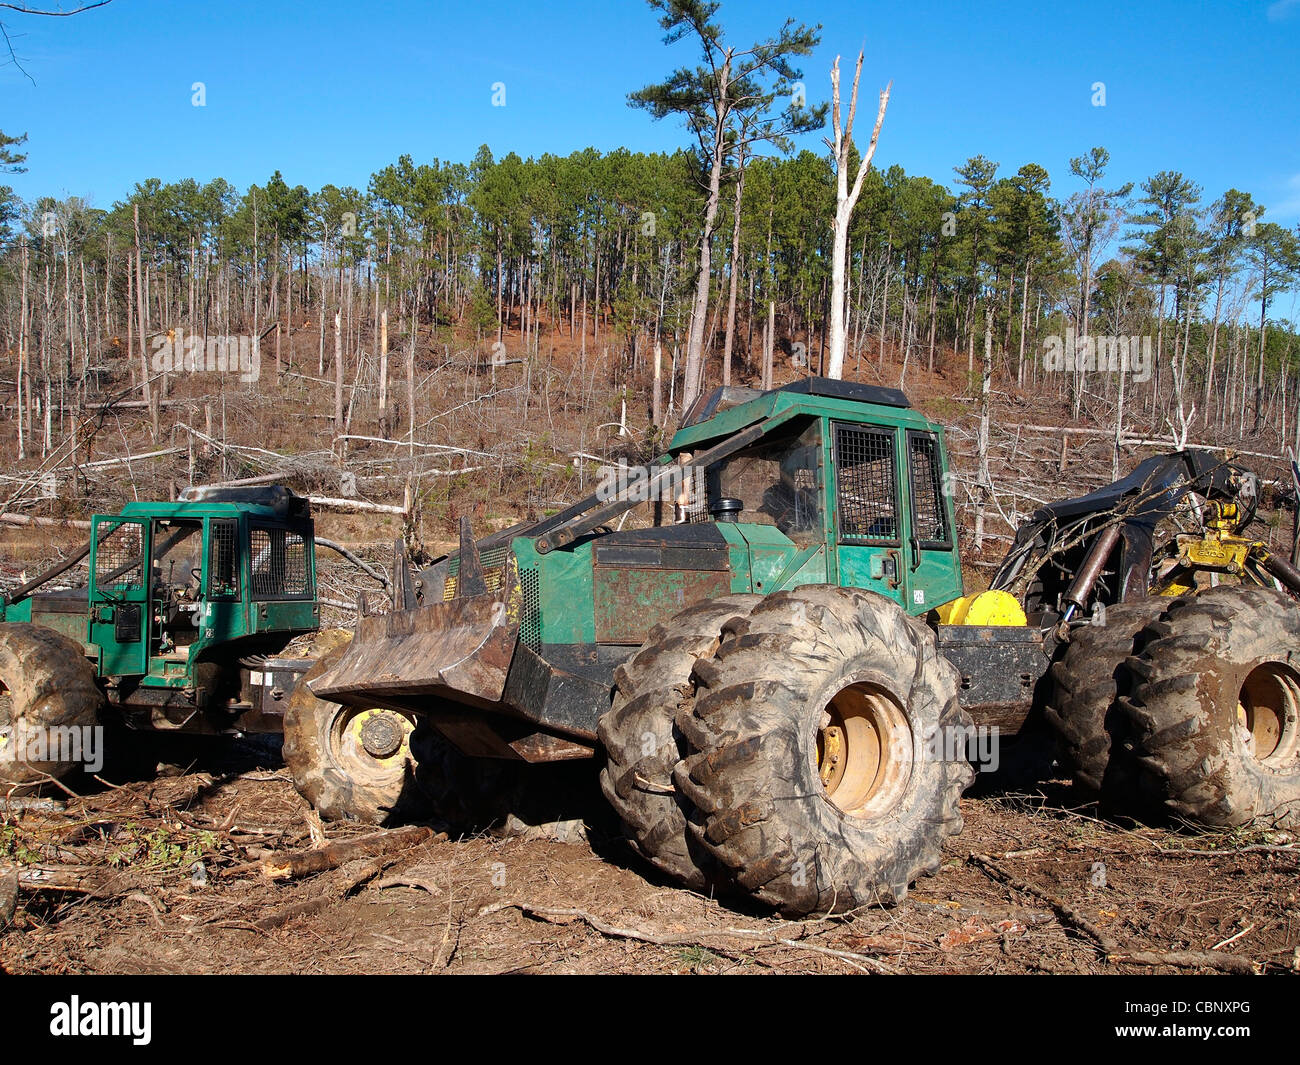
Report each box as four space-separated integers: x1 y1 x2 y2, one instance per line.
815 682 912 819
1236 663 1300 766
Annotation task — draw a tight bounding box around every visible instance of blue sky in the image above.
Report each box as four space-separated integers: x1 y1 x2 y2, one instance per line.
3 0 1299 224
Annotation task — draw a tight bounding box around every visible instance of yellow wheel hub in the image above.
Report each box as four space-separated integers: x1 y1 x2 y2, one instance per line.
1236 663 1300 765
815 682 912 819
333 707 416 781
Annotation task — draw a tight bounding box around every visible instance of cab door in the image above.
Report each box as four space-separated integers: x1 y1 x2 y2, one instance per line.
88 517 150 677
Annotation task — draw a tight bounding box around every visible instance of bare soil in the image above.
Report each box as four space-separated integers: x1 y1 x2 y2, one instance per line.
3 738 1298 975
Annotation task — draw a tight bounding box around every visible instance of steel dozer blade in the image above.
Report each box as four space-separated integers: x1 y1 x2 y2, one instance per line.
309 562 521 711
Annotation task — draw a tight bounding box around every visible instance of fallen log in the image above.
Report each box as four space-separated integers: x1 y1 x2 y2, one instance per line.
3 862 139 897
308 495 408 517
476 900 898 975
0 796 67 815
1109 949 1258 976
0 512 92 530
259 825 434 881
254 856 392 931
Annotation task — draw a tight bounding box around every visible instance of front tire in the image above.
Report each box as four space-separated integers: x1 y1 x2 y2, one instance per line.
674 586 973 916
598 594 761 891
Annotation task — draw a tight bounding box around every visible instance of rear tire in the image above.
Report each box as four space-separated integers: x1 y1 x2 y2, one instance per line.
674 586 973 916
0 623 102 794
282 642 424 824
1045 598 1171 798
597 594 761 892
1118 586 1300 828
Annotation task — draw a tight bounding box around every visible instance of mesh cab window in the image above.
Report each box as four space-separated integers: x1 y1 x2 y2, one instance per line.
250 527 312 600
908 432 951 548
835 424 898 543
95 520 145 592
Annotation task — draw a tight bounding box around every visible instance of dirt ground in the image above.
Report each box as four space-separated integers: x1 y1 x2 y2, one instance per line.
2 736 1298 976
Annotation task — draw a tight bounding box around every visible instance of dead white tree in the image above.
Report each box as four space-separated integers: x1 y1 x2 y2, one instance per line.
825 52 890 380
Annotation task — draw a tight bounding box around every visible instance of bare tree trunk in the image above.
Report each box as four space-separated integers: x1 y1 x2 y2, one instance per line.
1256 279 1268 434
1202 272 1225 427
827 53 890 380
1113 340 1127 480
17 238 28 460
407 312 416 458
133 204 156 437
681 55 733 411
652 342 663 429
379 308 389 434
333 312 344 440
1017 265 1030 387
763 301 775 390
975 311 993 551
721 160 746 387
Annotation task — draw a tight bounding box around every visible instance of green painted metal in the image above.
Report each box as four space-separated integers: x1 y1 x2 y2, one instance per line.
500 382 967 658
671 389 941 453
594 567 731 643
503 384 964 658
715 521 757 592
513 536 595 646
735 524 801 594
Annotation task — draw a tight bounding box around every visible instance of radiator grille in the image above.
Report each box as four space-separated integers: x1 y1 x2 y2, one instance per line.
250 528 312 600
443 545 512 599
519 565 541 650
209 519 240 597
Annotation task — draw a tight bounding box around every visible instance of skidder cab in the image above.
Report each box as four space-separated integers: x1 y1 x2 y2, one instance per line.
0 486 320 792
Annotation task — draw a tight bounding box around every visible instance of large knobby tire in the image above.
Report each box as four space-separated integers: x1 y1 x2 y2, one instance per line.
1118 585 1300 828
1045 598 1171 798
597 594 762 892
282 642 425 824
0 622 103 793
674 586 974 916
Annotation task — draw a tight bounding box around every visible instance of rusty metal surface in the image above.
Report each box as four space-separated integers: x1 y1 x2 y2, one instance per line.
500 642 605 741
1262 550 1300 594
592 567 731 644
938 624 1048 727
427 708 528 760
311 574 521 706
426 708 596 762
508 732 596 762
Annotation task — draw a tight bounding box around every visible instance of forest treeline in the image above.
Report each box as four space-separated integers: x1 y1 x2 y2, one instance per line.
2 130 1299 466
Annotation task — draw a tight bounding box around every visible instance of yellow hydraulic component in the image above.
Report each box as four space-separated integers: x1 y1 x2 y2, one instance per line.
933 590 1027 627
1156 519 1265 596
1184 536 1252 571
